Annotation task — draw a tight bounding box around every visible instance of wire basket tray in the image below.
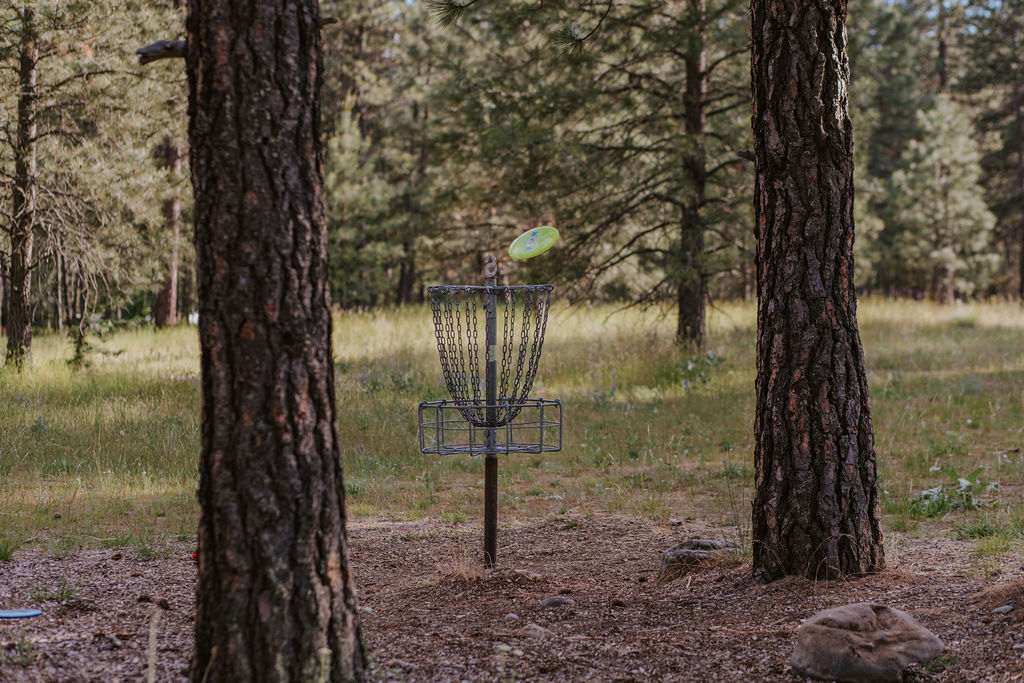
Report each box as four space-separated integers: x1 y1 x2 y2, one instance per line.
418 398 562 456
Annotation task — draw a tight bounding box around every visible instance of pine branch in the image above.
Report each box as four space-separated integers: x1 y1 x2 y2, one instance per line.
553 1 614 57
429 0 483 29
136 18 337 64
552 24 587 58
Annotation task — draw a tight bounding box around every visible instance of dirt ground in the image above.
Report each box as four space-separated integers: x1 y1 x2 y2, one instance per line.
1 516 1022 682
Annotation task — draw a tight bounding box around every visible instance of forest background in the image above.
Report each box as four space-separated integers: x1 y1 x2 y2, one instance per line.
1 0 1023 358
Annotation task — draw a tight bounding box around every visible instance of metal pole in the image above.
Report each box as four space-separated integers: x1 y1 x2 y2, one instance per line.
483 255 498 568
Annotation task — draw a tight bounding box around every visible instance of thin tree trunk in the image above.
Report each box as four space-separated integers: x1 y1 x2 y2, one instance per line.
396 240 416 305
0 255 6 335
186 1 365 680
56 248 64 332
6 8 38 368
937 0 949 93
1016 83 1024 303
154 143 182 328
677 0 708 346
60 249 72 329
932 162 954 304
750 0 884 581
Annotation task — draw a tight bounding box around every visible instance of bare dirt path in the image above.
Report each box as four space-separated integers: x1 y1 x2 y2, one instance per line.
1 516 1021 681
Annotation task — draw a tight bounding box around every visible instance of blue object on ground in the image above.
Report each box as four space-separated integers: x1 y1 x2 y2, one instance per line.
0 608 42 619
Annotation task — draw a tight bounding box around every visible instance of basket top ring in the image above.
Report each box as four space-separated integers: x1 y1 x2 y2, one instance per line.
426 284 555 294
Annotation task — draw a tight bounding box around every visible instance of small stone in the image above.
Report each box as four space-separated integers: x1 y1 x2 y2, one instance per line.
521 623 553 640
991 605 1014 614
1012 643 1024 650
791 603 943 683
539 596 575 608
504 613 520 622
668 518 683 526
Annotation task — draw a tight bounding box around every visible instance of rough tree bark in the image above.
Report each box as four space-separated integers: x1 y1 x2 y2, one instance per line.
1016 81 1024 303
153 140 182 328
677 0 708 345
6 7 38 367
749 0 884 581
186 1 365 680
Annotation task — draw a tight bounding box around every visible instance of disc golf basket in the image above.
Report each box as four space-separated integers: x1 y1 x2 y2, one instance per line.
418 254 562 567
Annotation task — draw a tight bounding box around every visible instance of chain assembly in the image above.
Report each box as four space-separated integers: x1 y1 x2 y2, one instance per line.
428 284 553 428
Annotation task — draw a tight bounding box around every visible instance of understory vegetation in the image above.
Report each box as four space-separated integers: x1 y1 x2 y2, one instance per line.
0 299 1021 569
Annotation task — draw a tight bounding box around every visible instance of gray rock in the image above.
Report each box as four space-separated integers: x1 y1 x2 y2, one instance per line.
991 604 1014 614
504 613 520 622
791 603 944 683
677 539 739 551
658 539 740 582
539 596 575 608
521 622 553 640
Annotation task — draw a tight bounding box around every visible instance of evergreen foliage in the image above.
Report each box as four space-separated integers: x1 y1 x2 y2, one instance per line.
1 0 1023 346
886 95 998 301
0 0 185 359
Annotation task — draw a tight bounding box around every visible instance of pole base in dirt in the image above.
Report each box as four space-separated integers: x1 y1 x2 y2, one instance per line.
484 454 498 567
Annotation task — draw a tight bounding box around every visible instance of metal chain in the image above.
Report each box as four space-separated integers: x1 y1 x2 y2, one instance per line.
427 284 552 428
498 287 514 425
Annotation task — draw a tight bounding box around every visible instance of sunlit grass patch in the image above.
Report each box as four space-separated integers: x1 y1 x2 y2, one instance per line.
0 298 1022 558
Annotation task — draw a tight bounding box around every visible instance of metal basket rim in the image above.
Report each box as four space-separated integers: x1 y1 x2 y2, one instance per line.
426 284 555 294
419 398 561 408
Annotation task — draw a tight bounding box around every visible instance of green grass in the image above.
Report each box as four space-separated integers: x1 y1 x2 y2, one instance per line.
2 634 36 667
29 577 77 602
1 299 1023 556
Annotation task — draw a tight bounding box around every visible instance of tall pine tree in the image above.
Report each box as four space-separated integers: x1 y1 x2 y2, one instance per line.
887 95 998 301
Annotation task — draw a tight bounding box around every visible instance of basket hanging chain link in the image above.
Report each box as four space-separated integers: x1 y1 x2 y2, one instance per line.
499 288 514 425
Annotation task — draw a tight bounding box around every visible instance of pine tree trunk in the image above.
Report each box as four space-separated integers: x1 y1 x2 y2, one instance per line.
750 0 884 582
1016 91 1024 303
937 0 949 93
56 249 64 332
0 255 6 335
677 0 707 346
186 2 365 681
677 224 705 344
6 8 38 368
154 144 182 328
395 241 416 305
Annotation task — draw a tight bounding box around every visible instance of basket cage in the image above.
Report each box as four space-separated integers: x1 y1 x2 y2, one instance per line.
428 284 553 429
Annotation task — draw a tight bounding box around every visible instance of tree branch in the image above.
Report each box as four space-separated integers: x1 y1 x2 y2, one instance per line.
136 39 185 65
136 18 337 65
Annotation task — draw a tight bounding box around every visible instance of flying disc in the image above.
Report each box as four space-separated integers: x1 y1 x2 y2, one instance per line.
0 609 42 619
508 226 559 260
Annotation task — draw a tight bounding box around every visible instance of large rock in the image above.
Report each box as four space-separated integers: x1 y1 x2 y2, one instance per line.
657 539 739 583
791 603 943 682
